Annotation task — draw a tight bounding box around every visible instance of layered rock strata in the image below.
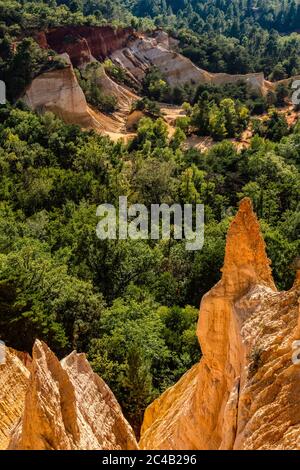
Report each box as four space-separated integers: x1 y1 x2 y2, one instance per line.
110 31 266 93
36 26 134 67
36 27 267 94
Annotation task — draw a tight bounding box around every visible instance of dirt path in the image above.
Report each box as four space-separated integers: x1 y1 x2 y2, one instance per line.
89 100 300 146
160 105 186 125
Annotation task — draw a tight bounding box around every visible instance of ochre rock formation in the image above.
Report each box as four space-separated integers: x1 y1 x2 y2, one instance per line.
0 348 30 450
23 54 131 137
36 27 268 94
8 340 138 450
23 55 94 127
26 27 297 139
110 31 266 94
96 66 138 113
2 199 300 450
37 26 134 67
140 198 300 450
33 27 139 135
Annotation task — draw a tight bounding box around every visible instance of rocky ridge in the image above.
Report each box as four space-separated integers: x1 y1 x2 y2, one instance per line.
37 27 268 94
36 26 134 67
111 30 266 93
2 340 137 450
23 53 134 139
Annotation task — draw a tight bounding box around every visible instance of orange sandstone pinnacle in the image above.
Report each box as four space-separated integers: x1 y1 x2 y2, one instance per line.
140 197 300 450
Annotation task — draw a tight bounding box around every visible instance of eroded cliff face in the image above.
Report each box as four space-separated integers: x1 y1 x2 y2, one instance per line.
24 27 288 140
96 65 138 113
8 340 138 450
23 55 94 127
110 30 266 93
0 348 30 450
140 198 300 450
1 199 300 450
23 54 131 137
36 27 267 94
36 26 134 67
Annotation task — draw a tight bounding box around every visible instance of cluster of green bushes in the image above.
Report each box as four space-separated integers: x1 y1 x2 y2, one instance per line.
0 0 299 435
0 37 67 102
132 98 161 118
252 110 289 142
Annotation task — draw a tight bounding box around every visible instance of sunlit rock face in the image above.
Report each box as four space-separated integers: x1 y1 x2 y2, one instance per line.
24 28 271 137
36 27 266 93
95 65 138 113
140 198 300 450
0 348 30 450
8 341 138 450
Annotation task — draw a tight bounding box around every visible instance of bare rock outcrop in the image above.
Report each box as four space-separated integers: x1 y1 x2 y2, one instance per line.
37 26 134 67
25 28 283 139
23 55 95 127
61 351 138 450
96 66 138 113
9 340 138 450
36 27 267 94
23 54 129 137
0 348 30 450
140 198 300 450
